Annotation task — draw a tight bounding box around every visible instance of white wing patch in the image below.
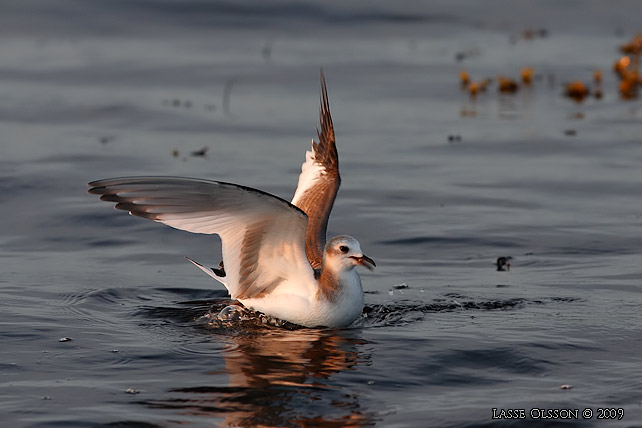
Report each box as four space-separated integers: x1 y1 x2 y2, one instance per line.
291 142 326 206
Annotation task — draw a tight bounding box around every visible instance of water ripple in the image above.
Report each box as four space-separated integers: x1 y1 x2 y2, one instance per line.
133 292 580 331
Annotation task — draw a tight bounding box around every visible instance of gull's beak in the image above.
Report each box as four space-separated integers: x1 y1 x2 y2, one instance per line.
352 254 376 270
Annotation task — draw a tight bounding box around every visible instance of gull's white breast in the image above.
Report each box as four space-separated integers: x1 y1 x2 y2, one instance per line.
239 270 364 328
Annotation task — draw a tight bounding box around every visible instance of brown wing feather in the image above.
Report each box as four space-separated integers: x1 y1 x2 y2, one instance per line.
291 72 341 269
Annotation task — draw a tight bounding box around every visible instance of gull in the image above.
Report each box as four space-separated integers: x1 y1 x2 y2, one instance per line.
88 73 375 328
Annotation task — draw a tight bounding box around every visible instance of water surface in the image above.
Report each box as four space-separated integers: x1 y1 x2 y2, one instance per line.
2 1 642 427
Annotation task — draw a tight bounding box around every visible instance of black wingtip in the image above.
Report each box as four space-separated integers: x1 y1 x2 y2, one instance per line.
88 186 105 195
318 70 334 142
320 70 330 113
312 69 339 175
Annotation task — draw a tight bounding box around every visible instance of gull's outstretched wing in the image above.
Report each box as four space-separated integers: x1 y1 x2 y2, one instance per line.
291 72 341 269
88 177 316 300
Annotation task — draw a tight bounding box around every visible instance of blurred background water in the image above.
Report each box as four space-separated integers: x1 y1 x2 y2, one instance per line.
1 1 642 427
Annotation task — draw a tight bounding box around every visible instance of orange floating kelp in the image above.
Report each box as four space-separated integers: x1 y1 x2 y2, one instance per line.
564 81 590 102
614 34 641 99
455 33 642 107
498 76 519 93
459 70 471 86
520 67 534 85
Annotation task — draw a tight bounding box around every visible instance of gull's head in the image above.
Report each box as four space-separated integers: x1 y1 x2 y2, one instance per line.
324 235 376 272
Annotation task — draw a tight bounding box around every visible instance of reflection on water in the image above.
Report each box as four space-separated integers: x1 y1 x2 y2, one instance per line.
142 326 374 427
131 293 578 427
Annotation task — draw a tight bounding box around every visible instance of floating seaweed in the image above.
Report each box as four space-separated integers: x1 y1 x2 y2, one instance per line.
520 67 534 85
456 32 642 114
459 70 471 87
614 34 641 99
497 76 519 93
564 81 590 102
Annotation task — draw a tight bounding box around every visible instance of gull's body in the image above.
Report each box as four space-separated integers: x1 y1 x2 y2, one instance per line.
88 73 374 328
219 235 366 328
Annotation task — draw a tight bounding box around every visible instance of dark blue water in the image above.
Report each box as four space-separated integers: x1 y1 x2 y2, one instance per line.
2 1 642 427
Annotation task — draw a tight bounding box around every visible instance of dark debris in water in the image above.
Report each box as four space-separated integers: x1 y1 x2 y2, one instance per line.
190 146 209 157
495 256 512 271
99 135 116 144
454 48 480 62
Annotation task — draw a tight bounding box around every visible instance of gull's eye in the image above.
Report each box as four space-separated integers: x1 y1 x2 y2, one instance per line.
339 245 349 254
